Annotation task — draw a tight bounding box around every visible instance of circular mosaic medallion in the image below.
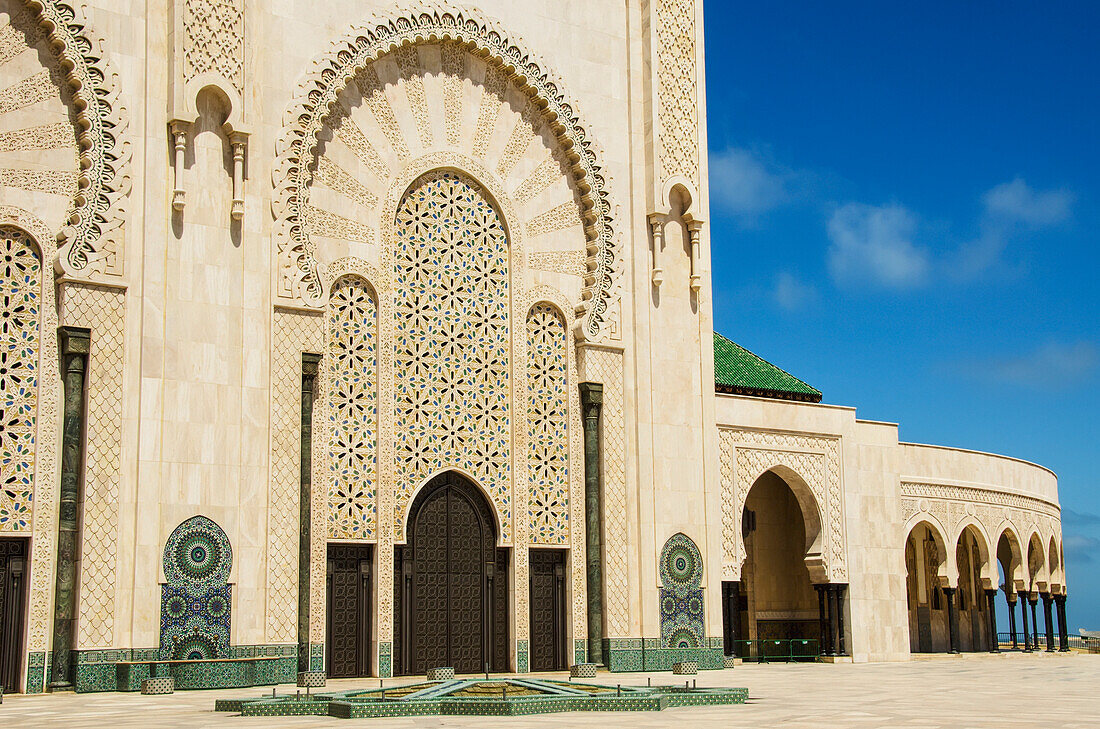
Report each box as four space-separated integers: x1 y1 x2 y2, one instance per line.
659 533 703 589
174 635 217 661
163 515 232 585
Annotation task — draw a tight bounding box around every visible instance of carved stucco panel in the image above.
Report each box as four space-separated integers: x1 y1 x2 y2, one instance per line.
720 428 847 582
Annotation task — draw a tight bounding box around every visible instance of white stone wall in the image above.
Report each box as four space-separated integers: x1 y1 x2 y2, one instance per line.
715 394 1063 662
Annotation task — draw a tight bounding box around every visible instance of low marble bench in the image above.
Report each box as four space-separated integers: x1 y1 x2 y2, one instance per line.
427 666 455 681
672 661 698 675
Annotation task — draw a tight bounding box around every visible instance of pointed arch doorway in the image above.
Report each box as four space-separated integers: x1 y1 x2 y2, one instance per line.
395 471 509 675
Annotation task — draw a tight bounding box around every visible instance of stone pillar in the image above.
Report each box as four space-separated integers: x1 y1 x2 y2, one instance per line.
579 382 604 666
943 587 960 654
815 584 829 656
1055 594 1069 652
835 584 847 656
298 353 320 672
49 327 90 690
1006 590 1018 649
1029 595 1039 653
1018 590 1031 651
1041 592 1054 652
985 589 1000 653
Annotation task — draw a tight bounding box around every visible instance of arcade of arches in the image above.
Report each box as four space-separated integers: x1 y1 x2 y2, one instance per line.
904 521 1069 655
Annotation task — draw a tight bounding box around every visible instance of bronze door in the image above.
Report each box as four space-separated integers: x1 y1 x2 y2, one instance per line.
326 544 372 678
397 472 506 675
0 539 27 693
529 549 566 671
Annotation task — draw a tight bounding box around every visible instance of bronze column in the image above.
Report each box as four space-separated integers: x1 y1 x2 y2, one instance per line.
298 353 321 672
1006 589 1018 649
1041 592 1055 652
1055 594 1069 652
985 589 999 652
943 587 960 654
49 327 90 690
579 382 604 666
1018 590 1031 651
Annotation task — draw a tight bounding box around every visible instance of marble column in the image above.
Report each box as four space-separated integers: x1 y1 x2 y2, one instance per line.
298 353 320 673
1041 592 1055 652
985 589 999 653
1006 590 1018 649
579 382 604 666
943 587 960 654
1055 594 1069 652
1018 590 1032 651
49 327 90 690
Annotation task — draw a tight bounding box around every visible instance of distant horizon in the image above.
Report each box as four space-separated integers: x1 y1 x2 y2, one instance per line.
704 1 1099 630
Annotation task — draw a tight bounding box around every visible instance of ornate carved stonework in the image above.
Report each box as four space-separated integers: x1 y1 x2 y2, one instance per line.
21 0 131 278
578 345 628 637
0 211 60 668
271 5 619 341
59 281 126 648
900 480 1063 584
182 0 243 93
719 428 847 582
266 308 322 644
655 0 699 189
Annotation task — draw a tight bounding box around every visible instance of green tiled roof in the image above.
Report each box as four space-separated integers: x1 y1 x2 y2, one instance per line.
713 332 822 402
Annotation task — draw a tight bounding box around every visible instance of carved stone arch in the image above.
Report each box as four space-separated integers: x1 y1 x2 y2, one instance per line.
272 3 619 341
1047 535 1061 590
952 517 995 589
994 524 1024 590
20 0 130 278
1026 530 1047 589
904 514 952 585
740 462 826 582
400 465 500 546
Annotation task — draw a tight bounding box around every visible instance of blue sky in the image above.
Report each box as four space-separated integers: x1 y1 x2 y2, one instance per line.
703 2 1099 632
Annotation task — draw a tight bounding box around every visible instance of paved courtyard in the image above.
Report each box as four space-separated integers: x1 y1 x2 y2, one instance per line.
3 653 1097 728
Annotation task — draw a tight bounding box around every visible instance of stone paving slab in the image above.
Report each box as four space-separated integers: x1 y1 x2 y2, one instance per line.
3 653 1097 728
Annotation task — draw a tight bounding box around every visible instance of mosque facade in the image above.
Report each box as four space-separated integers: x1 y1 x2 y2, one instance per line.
0 0 1067 694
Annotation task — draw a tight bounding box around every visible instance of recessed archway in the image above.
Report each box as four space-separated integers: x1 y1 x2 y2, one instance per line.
393 470 509 676
904 520 949 653
737 468 822 654
954 524 991 652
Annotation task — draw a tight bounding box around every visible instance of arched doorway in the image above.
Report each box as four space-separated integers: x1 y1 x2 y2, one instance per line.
394 471 508 675
738 469 822 656
904 521 948 652
954 526 990 651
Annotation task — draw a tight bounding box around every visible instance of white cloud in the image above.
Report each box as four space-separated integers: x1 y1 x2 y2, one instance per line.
955 341 1099 389
773 272 816 311
982 177 1073 227
708 148 788 217
826 202 930 289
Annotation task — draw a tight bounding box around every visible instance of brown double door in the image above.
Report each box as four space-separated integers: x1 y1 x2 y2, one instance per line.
326 544 372 678
395 471 508 675
529 549 566 672
1 539 27 693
